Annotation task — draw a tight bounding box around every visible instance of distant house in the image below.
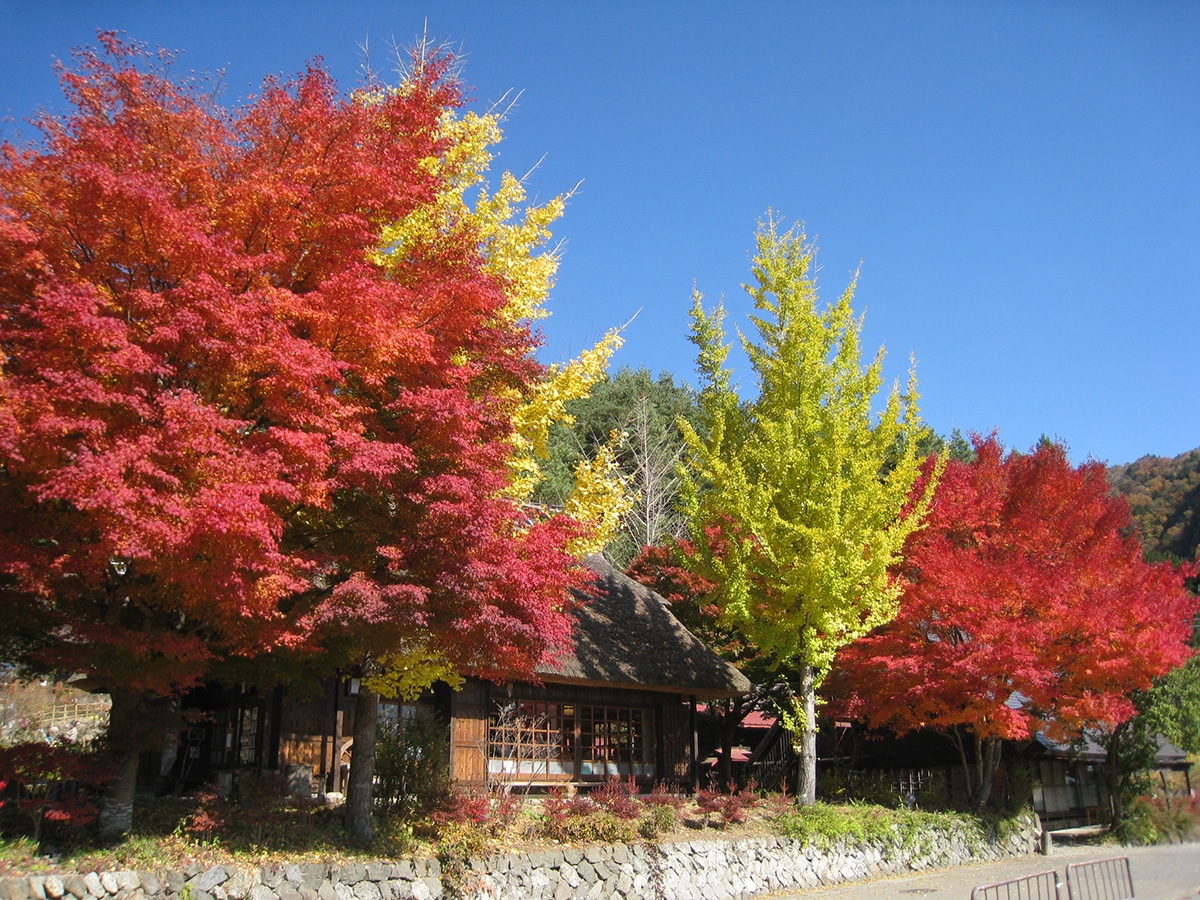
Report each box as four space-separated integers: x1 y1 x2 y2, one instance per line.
1033 732 1192 828
162 555 749 794
721 714 1194 824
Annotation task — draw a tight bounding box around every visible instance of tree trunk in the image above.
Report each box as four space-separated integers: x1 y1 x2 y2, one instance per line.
948 727 999 808
1105 724 1126 823
974 735 1000 807
717 704 736 793
794 664 818 806
343 682 379 844
98 688 143 843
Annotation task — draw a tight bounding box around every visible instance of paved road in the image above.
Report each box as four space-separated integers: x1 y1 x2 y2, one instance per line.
764 843 1199 900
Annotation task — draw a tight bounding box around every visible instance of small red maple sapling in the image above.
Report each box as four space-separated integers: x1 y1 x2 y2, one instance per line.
826 436 1199 806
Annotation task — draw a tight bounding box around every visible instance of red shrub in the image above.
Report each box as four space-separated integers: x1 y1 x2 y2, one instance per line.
0 742 115 843
695 784 759 828
592 776 642 820
432 787 492 826
642 780 685 810
543 788 600 822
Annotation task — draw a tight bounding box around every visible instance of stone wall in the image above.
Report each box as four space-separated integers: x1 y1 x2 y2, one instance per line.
0 813 1041 900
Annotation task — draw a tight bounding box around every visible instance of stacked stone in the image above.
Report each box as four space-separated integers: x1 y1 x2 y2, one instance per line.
464 812 1041 899
0 812 1040 900
0 861 444 900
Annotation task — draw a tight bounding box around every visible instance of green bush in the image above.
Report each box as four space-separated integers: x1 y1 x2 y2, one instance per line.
772 802 990 853
542 810 638 844
638 803 678 839
375 713 449 819
774 802 891 848
1112 797 1161 846
1114 794 1199 845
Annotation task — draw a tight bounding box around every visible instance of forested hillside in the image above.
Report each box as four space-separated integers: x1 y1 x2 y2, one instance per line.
1109 448 1200 562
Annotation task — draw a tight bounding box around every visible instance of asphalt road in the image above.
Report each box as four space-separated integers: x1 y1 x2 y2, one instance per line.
763 842 1199 900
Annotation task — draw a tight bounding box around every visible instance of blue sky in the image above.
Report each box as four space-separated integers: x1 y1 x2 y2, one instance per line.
2 2 1197 466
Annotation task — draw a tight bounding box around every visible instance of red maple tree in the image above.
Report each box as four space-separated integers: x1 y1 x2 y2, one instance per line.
826 436 1199 806
0 35 584 840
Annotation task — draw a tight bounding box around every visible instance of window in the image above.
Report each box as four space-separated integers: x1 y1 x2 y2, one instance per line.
489 699 573 777
487 698 655 781
379 701 432 726
238 706 260 766
577 704 654 778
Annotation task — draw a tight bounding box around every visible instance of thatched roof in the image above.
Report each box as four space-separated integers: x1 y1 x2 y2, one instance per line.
535 555 750 699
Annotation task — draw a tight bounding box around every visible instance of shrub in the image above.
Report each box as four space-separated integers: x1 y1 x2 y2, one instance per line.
638 803 678 839
432 786 534 895
772 802 993 853
539 785 644 843
0 741 115 848
489 790 525 830
695 784 759 828
184 787 229 840
375 713 449 819
642 780 685 810
185 771 327 852
435 821 491 899
542 810 637 844
592 777 642 820
761 791 796 817
774 802 895 847
1115 793 1200 845
543 789 598 823
430 786 528 852
431 787 492 827
235 770 293 843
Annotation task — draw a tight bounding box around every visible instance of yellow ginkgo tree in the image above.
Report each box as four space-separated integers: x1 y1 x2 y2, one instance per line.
365 87 632 701
680 216 941 805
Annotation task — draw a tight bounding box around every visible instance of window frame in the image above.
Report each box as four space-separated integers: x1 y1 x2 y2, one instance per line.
486 696 657 783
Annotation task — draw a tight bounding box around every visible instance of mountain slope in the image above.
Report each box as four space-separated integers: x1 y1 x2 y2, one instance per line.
1108 448 1200 563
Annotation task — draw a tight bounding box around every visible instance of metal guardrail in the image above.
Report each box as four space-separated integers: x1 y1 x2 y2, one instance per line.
971 857 1133 900
1065 857 1134 900
970 870 1063 900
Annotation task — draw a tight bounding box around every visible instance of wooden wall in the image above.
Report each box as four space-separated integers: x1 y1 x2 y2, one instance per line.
448 678 695 788
265 677 699 791
449 679 488 786
278 688 332 776
658 699 692 783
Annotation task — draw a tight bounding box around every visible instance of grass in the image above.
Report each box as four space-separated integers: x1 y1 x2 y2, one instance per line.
0 788 1037 879
771 801 993 852
0 794 415 877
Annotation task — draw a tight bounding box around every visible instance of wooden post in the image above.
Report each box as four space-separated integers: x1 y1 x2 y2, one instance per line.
689 695 698 789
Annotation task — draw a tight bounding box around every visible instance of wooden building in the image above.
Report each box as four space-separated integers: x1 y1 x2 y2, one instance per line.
167 555 749 794
450 555 750 789
1033 733 1192 828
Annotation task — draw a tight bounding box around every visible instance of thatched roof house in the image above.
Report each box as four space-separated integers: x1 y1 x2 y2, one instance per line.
536 555 750 697
175 556 750 795
449 555 750 788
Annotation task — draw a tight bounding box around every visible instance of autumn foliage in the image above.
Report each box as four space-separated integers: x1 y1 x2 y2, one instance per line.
0 33 594 840
827 436 1199 804
0 741 115 844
